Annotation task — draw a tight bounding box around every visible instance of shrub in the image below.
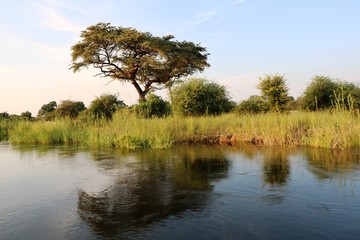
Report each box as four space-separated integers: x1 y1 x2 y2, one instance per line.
171 78 235 116
55 100 86 118
301 75 338 110
132 94 171 118
86 94 126 119
257 73 290 112
236 96 266 114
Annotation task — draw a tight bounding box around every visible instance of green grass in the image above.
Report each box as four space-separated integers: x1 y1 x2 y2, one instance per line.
0 120 17 141
5 110 360 149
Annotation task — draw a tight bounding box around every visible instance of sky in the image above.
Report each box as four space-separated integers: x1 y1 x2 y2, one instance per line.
1 0 359 115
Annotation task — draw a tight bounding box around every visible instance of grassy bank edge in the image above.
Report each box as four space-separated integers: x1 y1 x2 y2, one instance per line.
3 111 360 150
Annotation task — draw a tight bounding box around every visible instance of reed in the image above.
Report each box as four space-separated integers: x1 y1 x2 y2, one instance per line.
0 120 17 141
6 110 360 149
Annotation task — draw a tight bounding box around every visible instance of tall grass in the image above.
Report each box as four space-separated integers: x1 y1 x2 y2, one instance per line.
0 120 17 141
7 110 360 149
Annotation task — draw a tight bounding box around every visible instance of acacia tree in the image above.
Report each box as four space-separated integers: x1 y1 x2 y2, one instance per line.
257 74 290 112
70 23 210 102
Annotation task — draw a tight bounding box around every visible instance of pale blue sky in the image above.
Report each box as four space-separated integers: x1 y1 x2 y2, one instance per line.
1 0 359 114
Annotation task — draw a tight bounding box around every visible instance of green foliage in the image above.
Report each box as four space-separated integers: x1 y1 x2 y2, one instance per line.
301 75 360 111
257 73 290 112
70 22 210 101
332 81 360 111
86 94 126 120
301 75 338 110
20 111 33 120
0 112 10 120
55 100 86 119
38 101 57 120
171 78 235 116
132 94 171 118
8 111 360 149
236 96 266 114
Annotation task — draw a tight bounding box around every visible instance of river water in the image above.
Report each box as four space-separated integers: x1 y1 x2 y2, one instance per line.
0 142 359 240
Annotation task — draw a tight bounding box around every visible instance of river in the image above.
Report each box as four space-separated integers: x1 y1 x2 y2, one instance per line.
0 142 359 240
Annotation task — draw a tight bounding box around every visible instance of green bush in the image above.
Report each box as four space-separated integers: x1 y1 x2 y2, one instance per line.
257 73 290 112
301 75 338 110
132 94 171 118
171 78 235 116
236 96 266 114
55 100 86 119
301 75 360 111
86 93 126 120
38 101 57 120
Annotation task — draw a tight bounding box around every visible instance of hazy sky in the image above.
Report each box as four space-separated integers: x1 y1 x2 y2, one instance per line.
1 0 359 115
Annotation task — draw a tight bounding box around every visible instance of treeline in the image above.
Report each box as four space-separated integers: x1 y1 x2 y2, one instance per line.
1 74 360 122
236 74 360 114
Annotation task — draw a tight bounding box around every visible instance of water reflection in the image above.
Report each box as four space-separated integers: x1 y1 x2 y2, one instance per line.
78 147 230 237
262 149 290 186
304 148 360 180
11 144 86 159
3 144 360 239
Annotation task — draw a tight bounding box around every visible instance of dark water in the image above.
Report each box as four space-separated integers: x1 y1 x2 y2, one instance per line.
0 143 360 240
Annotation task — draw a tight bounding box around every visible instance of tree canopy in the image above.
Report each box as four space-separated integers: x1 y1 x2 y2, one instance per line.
86 93 126 119
301 75 360 111
257 74 290 112
70 23 210 102
171 78 234 116
38 101 57 120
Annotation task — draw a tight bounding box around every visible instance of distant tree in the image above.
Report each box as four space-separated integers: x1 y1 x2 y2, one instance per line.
301 75 338 111
70 22 210 102
286 96 301 111
55 100 86 118
257 74 290 112
0 112 10 120
171 78 235 116
87 94 126 119
38 101 57 120
235 95 266 114
20 111 32 120
133 94 171 118
332 81 360 110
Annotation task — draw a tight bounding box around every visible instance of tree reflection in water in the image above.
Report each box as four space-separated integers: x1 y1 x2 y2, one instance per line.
303 149 360 180
262 149 290 186
78 146 230 237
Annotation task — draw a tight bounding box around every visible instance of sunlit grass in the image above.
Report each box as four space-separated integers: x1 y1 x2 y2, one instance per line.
5 110 360 149
0 120 17 141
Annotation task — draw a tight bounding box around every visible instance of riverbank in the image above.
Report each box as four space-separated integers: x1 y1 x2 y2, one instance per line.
2 110 360 149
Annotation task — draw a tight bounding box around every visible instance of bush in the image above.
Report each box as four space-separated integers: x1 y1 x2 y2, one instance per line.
171 78 235 116
257 73 290 112
132 94 171 118
55 100 86 119
236 96 266 114
301 75 338 111
301 75 360 111
86 94 126 119
38 101 57 120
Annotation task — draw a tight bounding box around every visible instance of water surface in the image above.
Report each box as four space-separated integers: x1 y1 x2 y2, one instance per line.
0 143 359 239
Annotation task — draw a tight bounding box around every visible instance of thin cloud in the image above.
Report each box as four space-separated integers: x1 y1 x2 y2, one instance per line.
32 1 83 32
232 0 246 5
196 10 217 24
171 9 218 35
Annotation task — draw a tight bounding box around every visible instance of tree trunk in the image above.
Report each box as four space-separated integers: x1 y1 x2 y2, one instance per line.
131 79 147 102
138 92 146 103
